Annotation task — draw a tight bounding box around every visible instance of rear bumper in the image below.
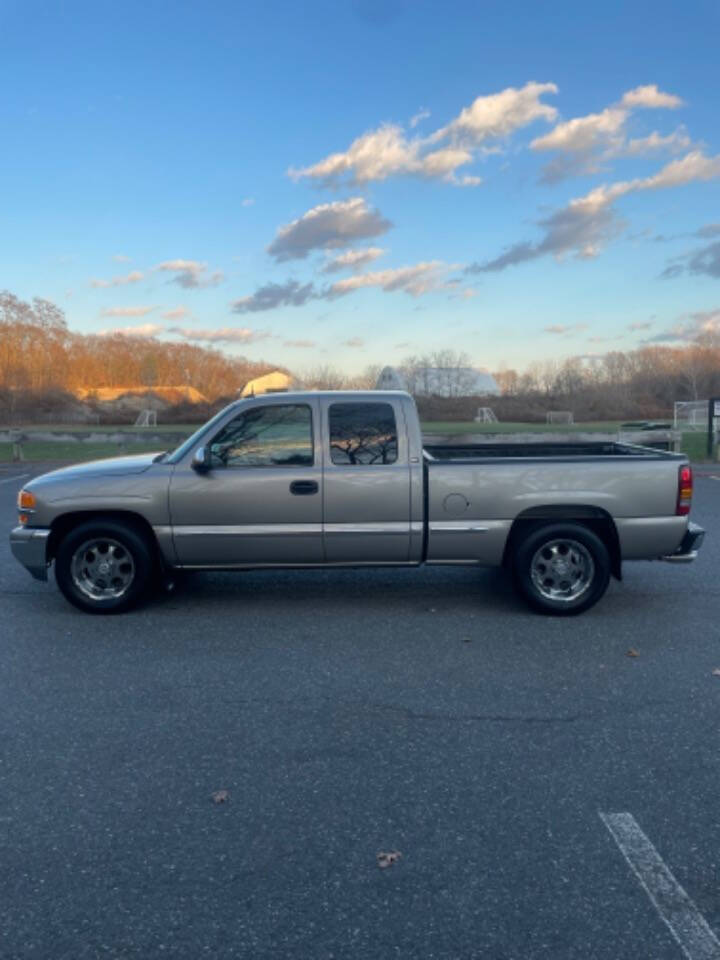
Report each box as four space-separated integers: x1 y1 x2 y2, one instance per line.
9 526 51 581
661 521 705 563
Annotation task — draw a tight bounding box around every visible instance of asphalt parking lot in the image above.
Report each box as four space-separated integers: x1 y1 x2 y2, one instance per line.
2 463 720 959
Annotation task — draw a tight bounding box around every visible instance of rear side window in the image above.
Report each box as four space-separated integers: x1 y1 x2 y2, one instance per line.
329 402 398 465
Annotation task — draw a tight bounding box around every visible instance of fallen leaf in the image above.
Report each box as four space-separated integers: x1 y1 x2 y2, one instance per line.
626 648 639 658
712 669 720 677
211 789 230 804
463 637 472 643
377 850 402 869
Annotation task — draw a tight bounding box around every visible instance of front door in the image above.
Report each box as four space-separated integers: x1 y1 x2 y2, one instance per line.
169 400 323 565
321 398 412 562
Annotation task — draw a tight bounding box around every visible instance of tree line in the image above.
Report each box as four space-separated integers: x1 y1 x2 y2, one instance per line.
0 291 277 420
1 290 719 424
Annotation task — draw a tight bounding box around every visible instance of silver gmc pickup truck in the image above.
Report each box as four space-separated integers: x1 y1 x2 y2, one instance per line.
10 390 705 616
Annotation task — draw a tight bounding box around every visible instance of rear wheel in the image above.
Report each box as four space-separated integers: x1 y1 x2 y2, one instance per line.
55 520 154 614
512 523 610 616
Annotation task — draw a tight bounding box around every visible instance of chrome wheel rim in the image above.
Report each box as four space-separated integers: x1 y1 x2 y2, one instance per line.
71 538 135 601
530 538 594 603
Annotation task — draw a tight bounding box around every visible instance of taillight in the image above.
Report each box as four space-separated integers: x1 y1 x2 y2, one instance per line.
676 465 693 515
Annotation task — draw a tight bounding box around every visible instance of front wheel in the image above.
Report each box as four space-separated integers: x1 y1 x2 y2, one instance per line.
512 523 611 616
55 520 155 614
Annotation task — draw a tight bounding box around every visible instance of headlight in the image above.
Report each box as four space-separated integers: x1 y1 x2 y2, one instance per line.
17 489 36 524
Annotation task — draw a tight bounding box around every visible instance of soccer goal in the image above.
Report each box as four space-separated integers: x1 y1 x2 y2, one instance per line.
673 400 708 431
546 411 574 425
135 409 157 427
474 407 498 423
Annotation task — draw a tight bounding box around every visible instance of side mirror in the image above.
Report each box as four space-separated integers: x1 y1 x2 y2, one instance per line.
191 445 210 471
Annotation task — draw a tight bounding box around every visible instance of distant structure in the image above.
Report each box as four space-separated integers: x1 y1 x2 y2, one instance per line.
376 366 499 397
135 409 158 427
375 367 408 391
240 370 299 397
74 385 208 411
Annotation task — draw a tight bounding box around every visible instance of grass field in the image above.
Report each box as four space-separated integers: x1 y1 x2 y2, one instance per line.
421 420 626 434
0 421 715 463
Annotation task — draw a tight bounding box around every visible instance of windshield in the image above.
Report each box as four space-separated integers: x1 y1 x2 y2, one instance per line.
165 402 238 464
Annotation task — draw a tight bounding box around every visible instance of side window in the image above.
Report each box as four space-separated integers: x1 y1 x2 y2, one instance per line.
209 404 313 467
329 402 398 465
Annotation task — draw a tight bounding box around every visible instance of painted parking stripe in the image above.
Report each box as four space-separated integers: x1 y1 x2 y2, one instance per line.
600 812 720 960
0 473 30 485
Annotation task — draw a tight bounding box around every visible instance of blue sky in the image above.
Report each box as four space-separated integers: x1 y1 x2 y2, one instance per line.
2 0 719 374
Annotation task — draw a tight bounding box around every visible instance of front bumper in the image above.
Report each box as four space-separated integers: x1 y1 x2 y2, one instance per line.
9 526 51 581
661 521 705 563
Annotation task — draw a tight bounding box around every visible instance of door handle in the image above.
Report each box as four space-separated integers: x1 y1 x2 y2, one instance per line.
290 480 319 495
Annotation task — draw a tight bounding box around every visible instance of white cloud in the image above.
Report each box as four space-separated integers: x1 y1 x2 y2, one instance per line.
112 253 131 262
169 326 270 344
454 174 483 187
289 81 557 186
327 261 450 298
627 321 654 330
242 197 255 207
91 270 144 288
469 151 720 272
232 260 454 314
289 124 423 185
99 323 163 337
322 247 387 273
162 306 190 320
623 128 691 156
410 108 430 128
342 337 365 348
661 239 720 279
283 339 317 348
437 81 558 145
100 306 156 317
643 308 720 343
531 84 685 182
620 85 684 110
154 259 224 288
531 107 626 154
231 279 317 313
267 198 392 261
543 323 588 335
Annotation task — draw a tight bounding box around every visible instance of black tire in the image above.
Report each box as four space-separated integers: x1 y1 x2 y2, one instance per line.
512 522 611 616
54 519 155 614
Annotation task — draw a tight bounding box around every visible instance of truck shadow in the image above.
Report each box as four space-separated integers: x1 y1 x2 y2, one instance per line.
160 565 521 616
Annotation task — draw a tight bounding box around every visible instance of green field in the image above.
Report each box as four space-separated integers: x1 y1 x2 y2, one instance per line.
0 421 715 463
421 420 626 434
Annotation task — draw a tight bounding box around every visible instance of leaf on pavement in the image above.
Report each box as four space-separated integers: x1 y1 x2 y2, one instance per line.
712 669 720 677
377 851 402 869
626 648 640 658
211 789 230 804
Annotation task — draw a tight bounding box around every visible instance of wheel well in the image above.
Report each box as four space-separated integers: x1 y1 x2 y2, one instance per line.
48 511 162 566
503 507 622 581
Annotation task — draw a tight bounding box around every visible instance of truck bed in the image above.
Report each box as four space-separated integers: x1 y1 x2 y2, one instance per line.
423 441 682 461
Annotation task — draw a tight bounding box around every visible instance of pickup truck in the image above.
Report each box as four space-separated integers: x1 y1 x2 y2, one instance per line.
10 390 705 616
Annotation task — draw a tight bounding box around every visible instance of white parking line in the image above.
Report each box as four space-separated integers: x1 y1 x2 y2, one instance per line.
600 812 720 960
0 473 30 485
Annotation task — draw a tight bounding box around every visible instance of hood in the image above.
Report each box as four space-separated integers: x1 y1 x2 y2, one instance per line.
28 452 163 486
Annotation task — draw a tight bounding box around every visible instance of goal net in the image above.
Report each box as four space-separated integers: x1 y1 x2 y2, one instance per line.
673 400 708 431
135 409 157 427
474 407 498 423
546 411 574 425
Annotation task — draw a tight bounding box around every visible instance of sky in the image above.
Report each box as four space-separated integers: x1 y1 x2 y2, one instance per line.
2 0 719 375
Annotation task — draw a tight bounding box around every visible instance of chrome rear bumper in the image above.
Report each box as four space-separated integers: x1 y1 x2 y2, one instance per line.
661 521 705 563
9 526 51 581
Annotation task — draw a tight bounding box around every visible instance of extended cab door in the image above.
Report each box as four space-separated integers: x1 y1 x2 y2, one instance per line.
168 399 323 565
321 397 413 562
